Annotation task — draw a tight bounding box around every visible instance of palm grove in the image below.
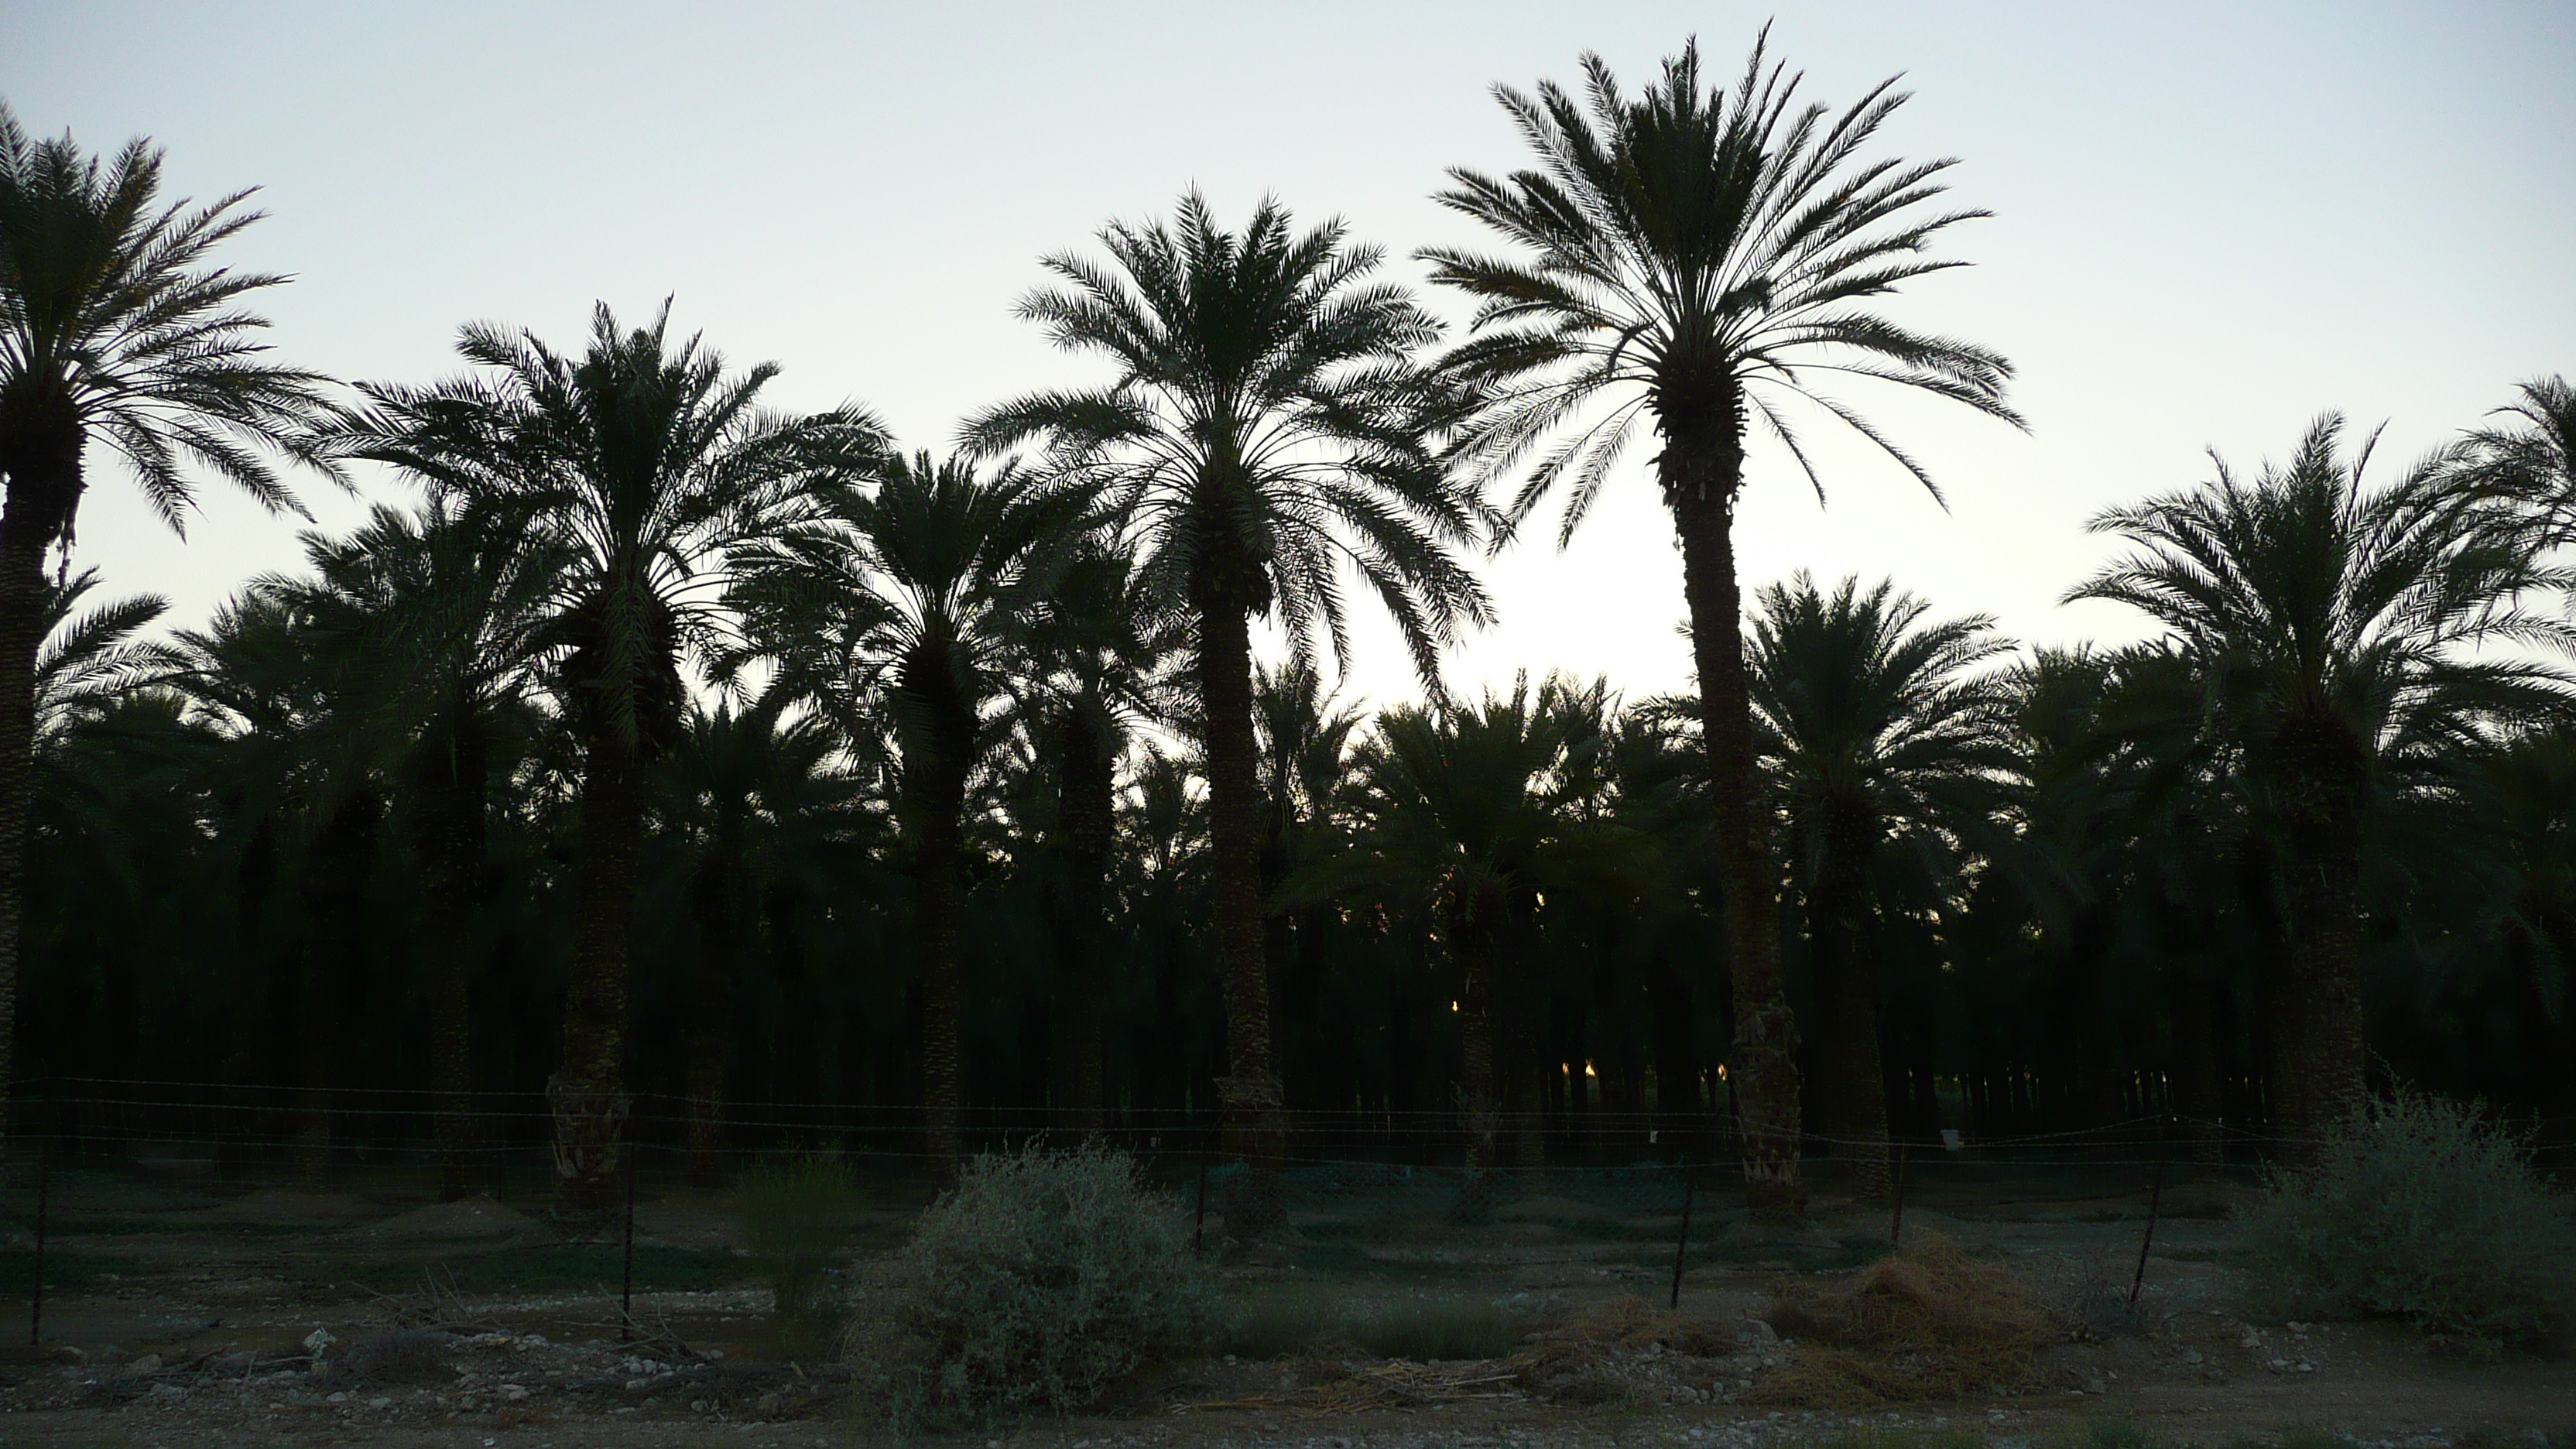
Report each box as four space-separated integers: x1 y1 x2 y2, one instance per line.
4 39 2573 1219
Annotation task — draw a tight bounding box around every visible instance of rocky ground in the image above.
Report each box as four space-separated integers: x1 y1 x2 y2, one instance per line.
0 1170 2569 1447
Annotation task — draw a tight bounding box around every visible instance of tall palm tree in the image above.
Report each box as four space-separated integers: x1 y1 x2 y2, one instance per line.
962 193 1490 1202
1424 36 2020 1210
324 303 882 1211
1000 536 1180 1133
0 104 333 1156
1745 573 2014 1200
727 450 1079 1164
274 502 562 1197
2071 416 2575 1157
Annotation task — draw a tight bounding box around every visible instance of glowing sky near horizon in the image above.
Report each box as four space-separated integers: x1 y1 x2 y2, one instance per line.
3 2 2571 714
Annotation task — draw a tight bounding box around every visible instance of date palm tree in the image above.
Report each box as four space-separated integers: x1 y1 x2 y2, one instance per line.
726 450 1081 1164
323 302 883 1211
2448 376 2575 534
658 692 860 1183
1745 573 2014 1199
2071 416 2575 1157
963 193 1490 1199
0 103 334 1156
273 502 562 1197
1285 677 1656 1176
1001 535 1180 1132
1424 36 2020 1210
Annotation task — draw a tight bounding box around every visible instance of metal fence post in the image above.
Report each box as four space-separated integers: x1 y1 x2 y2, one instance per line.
1192 1162 1210 1256
30 1137 50 1346
1667 1156 1694 1310
1890 1142 1910 1247
620 1152 638 1341
2129 1116 2169 1312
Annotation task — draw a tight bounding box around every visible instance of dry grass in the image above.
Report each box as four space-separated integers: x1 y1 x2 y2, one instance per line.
1512 1295 1739 1404
1752 1229 2055 1407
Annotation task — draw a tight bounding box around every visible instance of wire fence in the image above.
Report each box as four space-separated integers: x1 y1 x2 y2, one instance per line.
5 1076 2572 1348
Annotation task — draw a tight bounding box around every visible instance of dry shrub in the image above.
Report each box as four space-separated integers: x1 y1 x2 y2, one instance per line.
1753 1230 2053 1405
843 1142 1225 1430
2242 1088 2576 1350
1512 1296 1738 1404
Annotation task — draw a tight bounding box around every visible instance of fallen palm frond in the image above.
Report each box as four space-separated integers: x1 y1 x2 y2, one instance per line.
1512 1295 1739 1403
1752 1229 2054 1406
1178 1360 1522 1417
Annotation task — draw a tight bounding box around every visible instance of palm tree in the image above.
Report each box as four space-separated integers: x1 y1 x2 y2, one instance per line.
1287 677 1655 1175
1424 36 2020 1211
0 104 333 1156
727 450 1080 1163
2070 416 2575 1157
962 193 1490 1203
33 571 173 745
657 693 859 1182
2447 376 2576 537
1000 536 1180 1133
324 302 883 1211
274 502 561 1197
170 587 374 1182
1745 574 2014 1200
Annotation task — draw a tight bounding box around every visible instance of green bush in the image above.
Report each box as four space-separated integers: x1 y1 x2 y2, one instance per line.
847 1141 1225 1427
2241 1088 2576 1348
738 1155 865 1352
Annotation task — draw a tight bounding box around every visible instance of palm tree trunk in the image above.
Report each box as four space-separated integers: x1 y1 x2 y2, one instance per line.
683 863 737 1188
2273 714 2371 1163
1808 798 1890 1202
915 797 966 1166
416 721 488 1201
904 656 978 1172
1664 411 1804 1215
1194 597 1288 1227
1499 903 1547 1171
0 538 42 1173
0 427 81 1170
1451 894 1502 1176
552 743 641 1216
1053 705 1114 1136
2166 944 2228 1175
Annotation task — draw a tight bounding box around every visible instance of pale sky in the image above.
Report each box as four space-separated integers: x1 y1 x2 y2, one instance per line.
5 2 2571 714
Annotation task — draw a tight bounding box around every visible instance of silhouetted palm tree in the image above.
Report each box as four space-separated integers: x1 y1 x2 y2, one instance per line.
1002 536 1180 1132
2448 376 2576 537
1746 574 2013 1199
2071 416 2574 1156
1287 677 1655 1175
0 104 333 1154
324 303 882 1211
1424 36 2020 1210
276 502 562 1197
964 194 1490 1199
728 450 1079 1163
657 693 860 1183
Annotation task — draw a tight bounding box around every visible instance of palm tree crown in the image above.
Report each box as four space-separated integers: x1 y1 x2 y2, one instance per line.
1424 33 2019 539
964 190 1489 681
